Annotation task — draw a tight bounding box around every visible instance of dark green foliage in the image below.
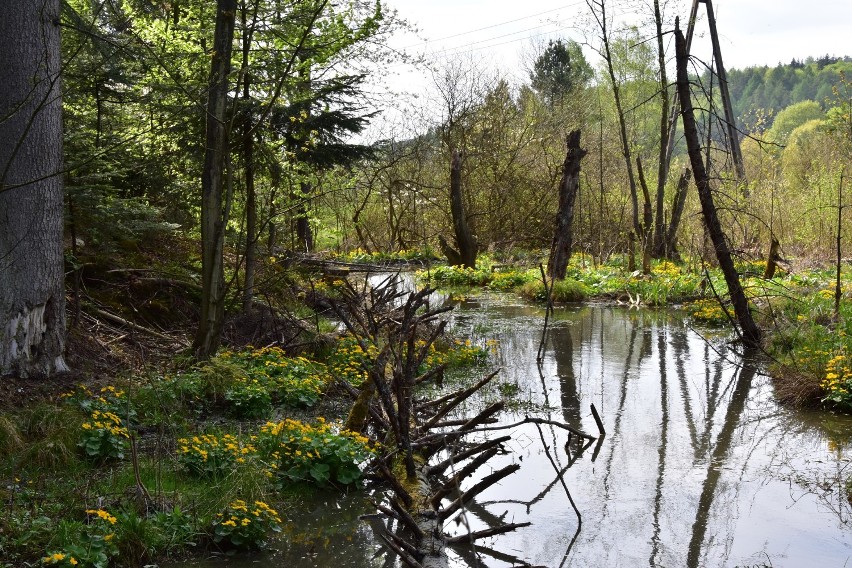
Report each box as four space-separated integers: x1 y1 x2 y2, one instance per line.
726 57 852 128
529 39 593 104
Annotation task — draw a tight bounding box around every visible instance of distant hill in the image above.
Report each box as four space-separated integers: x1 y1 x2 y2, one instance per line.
717 56 852 129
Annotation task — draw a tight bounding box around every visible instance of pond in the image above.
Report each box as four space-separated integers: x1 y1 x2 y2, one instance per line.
170 290 852 567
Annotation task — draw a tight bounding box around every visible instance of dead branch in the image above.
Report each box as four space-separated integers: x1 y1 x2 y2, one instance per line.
378 532 424 568
445 522 532 545
430 446 501 509
438 463 522 522
86 306 188 346
427 435 512 477
420 369 501 431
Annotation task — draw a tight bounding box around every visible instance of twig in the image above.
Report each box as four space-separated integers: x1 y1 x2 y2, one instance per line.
430 447 501 509
427 435 512 476
438 463 521 522
445 522 532 545
590 403 606 436
378 532 424 568
421 369 501 431
533 422 581 530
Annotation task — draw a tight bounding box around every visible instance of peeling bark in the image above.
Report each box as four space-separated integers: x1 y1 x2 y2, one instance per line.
547 130 587 280
0 0 68 377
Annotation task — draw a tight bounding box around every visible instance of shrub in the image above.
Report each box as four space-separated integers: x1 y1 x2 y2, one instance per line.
211 500 281 550
224 382 273 419
518 278 587 303
685 299 729 325
488 269 536 291
79 410 129 461
255 418 375 486
551 279 588 302
41 509 119 568
176 433 256 478
423 339 489 369
219 348 329 407
422 265 491 287
821 351 852 409
327 335 378 387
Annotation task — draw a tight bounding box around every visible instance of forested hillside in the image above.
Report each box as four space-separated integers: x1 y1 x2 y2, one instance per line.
726 56 852 127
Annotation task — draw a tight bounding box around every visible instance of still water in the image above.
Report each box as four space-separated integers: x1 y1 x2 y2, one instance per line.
172 292 852 567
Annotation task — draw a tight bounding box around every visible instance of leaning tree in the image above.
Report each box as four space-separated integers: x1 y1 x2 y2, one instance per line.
0 0 69 377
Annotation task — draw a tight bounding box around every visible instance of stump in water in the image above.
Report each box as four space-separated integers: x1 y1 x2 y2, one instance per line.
331 274 602 566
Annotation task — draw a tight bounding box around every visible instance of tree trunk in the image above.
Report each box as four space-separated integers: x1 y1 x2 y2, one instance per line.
448 150 477 268
636 157 654 274
0 0 69 378
547 130 587 280
295 182 314 252
663 168 690 259
675 23 761 347
763 237 780 280
652 0 670 257
590 0 641 240
241 3 258 313
194 0 237 359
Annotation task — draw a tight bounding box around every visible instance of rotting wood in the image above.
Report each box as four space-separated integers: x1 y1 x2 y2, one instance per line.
427 435 512 477
87 306 188 346
331 274 598 566
445 522 533 545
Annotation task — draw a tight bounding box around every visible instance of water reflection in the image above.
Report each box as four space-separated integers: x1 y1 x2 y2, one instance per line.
170 295 852 568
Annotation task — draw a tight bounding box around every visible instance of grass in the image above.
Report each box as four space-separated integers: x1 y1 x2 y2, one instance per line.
412 251 852 412
0 327 494 566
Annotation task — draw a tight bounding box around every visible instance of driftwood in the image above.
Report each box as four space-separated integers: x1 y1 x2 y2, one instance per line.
331 274 599 566
87 306 188 346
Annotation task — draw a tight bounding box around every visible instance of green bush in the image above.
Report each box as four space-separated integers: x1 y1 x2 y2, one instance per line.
176 433 256 478
551 279 588 302
255 418 375 486
78 410 129 462
41 509 119 568
219 348 329 407
327 335 378 386
224 382 273 419
211 500 281 550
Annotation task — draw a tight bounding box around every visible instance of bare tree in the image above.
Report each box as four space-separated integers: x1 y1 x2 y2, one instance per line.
0 0 69 377
675 22 761 347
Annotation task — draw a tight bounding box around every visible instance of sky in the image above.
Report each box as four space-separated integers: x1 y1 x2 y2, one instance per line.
378 0 851 82
363 0 851 136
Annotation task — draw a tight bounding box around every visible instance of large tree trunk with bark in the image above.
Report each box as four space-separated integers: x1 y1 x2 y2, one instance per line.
675 23 761 348
547 131 587 280
194 0 237 359
0 0 69 378
447 150 477 268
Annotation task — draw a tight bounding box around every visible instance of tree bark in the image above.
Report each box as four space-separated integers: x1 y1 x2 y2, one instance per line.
588 0 641 240
0 0 69 378
663 168 690 259
547 130 587 280
241 2 258 313
636 156 654 274
652 0 670 257
448 150 477 268
675 23 761 347
193 0 237 359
